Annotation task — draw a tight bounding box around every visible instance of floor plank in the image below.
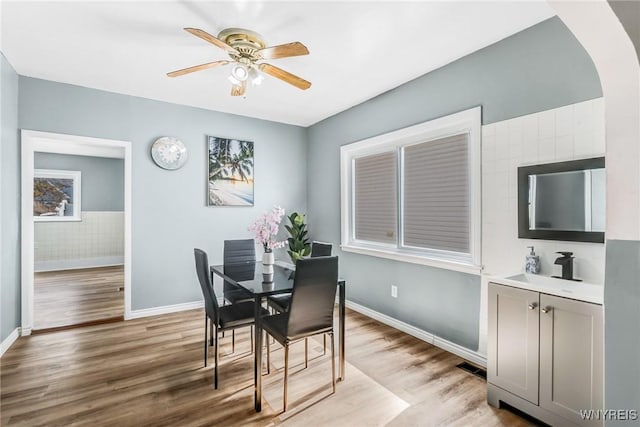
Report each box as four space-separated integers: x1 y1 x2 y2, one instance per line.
1 308 534 426
33 266 124 330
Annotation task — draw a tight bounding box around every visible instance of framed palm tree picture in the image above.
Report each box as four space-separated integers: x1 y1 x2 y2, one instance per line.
207 136 254 206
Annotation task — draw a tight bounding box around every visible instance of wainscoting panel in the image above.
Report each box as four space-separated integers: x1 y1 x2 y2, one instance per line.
34 211 124 271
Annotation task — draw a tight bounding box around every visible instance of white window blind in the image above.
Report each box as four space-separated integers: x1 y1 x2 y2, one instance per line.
340 106 481 273
353 152 397 244
402 133 469 253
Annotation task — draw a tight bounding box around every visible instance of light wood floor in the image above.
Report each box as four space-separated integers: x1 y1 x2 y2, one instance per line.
1 308 535 426
33 266 124 330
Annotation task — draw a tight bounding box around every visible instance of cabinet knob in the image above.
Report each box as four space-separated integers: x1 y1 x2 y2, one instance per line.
541 306 553 314
528 303 538 310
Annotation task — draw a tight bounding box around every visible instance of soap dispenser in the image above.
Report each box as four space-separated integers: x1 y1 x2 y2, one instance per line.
525 246 540 274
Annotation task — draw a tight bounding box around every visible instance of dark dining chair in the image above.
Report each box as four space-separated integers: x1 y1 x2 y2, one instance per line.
194 248 268 389
222 239 256 305
310 241 333 257
262 256 339 411
267 241 333 313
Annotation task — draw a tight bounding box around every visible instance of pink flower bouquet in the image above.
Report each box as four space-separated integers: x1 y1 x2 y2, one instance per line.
248 206 287 253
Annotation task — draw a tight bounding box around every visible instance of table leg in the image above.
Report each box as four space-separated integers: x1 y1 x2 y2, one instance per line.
254 296 263 412
339 280 346 381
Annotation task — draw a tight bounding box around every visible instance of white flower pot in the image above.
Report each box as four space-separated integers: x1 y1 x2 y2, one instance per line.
262 252 275 265
262 252 274 275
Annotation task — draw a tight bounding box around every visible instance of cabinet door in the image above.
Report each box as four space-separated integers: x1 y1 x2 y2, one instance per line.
488 283 540 404
539 294 603 426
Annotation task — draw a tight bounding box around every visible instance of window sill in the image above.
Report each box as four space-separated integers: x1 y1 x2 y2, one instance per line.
340 244 482 276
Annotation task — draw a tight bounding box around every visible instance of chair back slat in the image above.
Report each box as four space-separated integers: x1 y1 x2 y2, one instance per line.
223 239 256 294
194 248 219 322
224 239 256 264
286 256 339 337
310 241 332 257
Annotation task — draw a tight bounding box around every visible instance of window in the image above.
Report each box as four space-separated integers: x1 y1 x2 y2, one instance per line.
354 152 397 244
340 107 481 273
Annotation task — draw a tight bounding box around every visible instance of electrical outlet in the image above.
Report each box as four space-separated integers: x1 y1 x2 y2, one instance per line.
391 285 398 298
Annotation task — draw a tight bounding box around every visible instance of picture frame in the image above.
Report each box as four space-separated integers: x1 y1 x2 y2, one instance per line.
33 169 82 221
207 136 254 206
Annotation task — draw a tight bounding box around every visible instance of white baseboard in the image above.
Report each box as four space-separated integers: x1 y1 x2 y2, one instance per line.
35 256 124 272
346 300 486 368
127 300 204 320
432 336 486 368
1 328 21 357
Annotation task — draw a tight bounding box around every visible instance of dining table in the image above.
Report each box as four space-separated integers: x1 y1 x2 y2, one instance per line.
210 261 346 412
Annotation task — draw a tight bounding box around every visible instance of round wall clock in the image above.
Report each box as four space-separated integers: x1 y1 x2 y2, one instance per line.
151 137 188 170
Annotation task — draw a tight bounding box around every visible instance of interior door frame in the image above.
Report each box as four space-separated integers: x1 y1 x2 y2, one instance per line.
21 130 132 334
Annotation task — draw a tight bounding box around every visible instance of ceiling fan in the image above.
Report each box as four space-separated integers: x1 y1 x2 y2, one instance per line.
167 27 311 96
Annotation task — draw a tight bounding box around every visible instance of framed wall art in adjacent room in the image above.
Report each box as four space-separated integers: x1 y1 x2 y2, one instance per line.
33 169 82 221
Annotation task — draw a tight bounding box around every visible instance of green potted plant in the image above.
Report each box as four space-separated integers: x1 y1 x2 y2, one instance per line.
285 212 311 264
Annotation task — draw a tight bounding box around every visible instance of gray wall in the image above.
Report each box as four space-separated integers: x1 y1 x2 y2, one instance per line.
306 17 602 350
34 153 124 211
1 52 20 343
605 241 640 425
18 77 308 311
605 4 640 423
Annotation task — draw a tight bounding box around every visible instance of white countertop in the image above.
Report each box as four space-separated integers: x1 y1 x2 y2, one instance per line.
488 272 604 305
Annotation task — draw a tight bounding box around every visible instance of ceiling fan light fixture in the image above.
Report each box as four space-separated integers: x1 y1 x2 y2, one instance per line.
230 63 249 82
249 68 264 86
168 27 311 96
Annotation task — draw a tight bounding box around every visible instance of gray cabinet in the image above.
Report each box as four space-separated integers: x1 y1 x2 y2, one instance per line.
487 284 539 404
488 282 603 427
539 294 603 426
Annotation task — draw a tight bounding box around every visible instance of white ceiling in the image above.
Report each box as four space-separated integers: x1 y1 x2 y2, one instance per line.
1 1 556 127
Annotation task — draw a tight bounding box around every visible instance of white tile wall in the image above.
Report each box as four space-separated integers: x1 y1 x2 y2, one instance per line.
35 211 124 263
482 98 606 285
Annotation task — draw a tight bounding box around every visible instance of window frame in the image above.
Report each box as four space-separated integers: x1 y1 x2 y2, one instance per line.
340 107 482 275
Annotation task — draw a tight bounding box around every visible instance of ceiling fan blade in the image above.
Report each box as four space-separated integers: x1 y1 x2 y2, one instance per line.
257 42 309 60
258 63 311 90
184 28 240 56
231 80 247 97
167 60 229 78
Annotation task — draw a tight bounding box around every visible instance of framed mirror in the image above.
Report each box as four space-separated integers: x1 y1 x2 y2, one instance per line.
518 157 605 243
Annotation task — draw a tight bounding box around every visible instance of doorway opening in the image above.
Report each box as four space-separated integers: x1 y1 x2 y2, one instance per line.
32 151 126 331
21 130 132 335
